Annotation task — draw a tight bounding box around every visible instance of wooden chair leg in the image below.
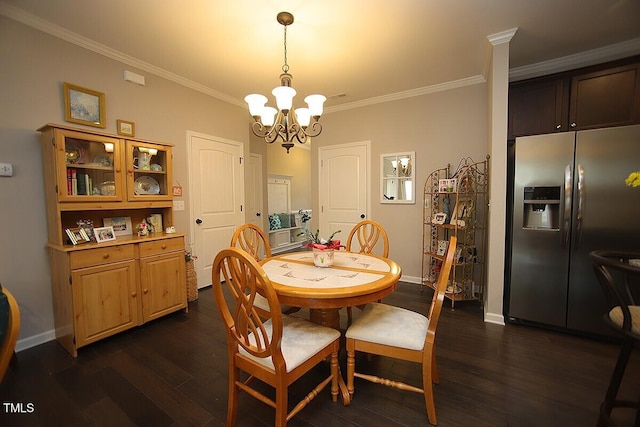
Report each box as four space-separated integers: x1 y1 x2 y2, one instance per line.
275 384 288 427
346 342 355 397
227 367 239 427
431 342 439 384
423 345 438 425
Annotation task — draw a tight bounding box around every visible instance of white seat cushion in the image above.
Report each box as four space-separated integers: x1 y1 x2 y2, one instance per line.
346 303 428 351
253 293 297 314
609 305 640 335
239 315 340 372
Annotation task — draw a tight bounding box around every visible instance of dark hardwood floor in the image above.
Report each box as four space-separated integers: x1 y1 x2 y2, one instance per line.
2 282 639 426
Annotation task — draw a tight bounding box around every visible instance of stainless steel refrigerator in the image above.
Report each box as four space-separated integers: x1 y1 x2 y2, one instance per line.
508 124 640 336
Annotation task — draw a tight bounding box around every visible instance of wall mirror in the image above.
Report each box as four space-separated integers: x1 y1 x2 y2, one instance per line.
381 151 415 204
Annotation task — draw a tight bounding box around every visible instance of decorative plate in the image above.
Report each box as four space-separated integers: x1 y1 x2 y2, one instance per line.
134 176 160 195
93 155 112 167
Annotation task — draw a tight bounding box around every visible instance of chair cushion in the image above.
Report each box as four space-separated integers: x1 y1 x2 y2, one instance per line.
253 293 297 314
239 315 340 372
609 305 640 335
346 303 428 351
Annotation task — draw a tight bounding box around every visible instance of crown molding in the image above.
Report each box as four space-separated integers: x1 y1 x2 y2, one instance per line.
488 28 518 46
324 75 486 114
509 37 640 82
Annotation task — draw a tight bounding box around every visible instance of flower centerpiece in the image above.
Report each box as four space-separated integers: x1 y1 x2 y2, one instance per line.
298 229 343 267
625 171 640 188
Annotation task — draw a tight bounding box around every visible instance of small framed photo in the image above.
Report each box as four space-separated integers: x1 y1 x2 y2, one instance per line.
94 226 116 243
436 239 449 256
103 216 133 236
63 82 106 128
66 227 90 245
438 178 457 193
432 212 448 225
451 197 474 226
117 119 135 137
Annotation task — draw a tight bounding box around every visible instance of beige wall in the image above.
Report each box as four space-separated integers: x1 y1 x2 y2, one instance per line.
0 17 248 347
1 14 497 350
314 85 489 283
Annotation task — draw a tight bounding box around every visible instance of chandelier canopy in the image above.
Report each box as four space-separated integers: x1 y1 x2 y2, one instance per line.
244 12 326 153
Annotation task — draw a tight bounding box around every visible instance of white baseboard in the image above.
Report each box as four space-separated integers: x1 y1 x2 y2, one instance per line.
484 312 505 326
15 329 56 353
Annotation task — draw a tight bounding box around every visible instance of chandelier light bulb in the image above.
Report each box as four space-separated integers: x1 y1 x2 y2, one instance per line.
295 108 311 127
261 106 277 126
304 94 327 117
244 94 268 117
272 85 296 112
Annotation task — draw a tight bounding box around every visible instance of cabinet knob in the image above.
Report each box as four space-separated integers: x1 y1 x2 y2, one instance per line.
161 244 167 249
570 122 577 128
556 124 562 129
131 292 137 297
103 253 110 259
143 288 149 294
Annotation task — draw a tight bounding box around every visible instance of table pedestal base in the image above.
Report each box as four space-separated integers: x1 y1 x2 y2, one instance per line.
309 308 351 405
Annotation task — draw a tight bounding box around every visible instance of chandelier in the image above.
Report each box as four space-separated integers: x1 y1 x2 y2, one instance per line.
244 12 326 153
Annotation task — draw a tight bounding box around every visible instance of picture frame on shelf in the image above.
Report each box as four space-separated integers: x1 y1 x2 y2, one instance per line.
103 216 133 236
432 212 447 225
436 239 449 256
451 197 474 226
438 178 457 193
94 226 116 243
117 119 135 137
65 227 90 245
63 82 106 128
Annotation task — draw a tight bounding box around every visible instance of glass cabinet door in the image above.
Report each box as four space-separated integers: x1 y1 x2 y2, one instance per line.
381 152 415 204
126 141 173 201
55 128 123 202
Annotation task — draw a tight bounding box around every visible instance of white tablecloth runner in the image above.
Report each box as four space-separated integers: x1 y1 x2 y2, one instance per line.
262 252 389 289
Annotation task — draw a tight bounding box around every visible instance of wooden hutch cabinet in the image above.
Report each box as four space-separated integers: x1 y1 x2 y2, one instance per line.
39 123 187 357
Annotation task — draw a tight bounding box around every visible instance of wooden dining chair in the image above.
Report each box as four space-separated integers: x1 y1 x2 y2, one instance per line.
346 220 389 257
212 247 340 427
345 220 390 322
0 285 20 383
590 250 640 426
345 235 456 426
230 224 298 316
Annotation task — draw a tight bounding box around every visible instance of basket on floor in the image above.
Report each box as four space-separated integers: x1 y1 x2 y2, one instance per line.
186 259 198 302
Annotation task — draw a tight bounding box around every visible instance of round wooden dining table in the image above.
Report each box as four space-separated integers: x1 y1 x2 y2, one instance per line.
260 250 402 404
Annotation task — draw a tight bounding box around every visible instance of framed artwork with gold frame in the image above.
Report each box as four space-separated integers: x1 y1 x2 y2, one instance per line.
117 119 135 137
63 82 106 128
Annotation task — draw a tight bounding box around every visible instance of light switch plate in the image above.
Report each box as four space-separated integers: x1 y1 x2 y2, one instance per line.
0 163 13 177
173 200 185 211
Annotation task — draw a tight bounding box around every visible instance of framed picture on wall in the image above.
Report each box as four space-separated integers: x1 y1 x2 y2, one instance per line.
63 82 106 128
117 119 135 137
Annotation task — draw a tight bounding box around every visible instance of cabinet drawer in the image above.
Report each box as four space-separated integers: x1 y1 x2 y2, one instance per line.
70 245 136 269
139 237 184 257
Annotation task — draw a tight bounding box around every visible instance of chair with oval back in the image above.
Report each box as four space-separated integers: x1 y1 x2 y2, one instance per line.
230 224 299 316
345 236 456 425
212 247 340 426
345 220 390 323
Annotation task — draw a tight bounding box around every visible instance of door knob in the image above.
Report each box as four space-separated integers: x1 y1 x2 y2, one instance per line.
360 214 366 219
256 212 261 217
195 218 203 225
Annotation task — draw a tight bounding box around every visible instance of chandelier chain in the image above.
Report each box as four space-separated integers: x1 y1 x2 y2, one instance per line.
282 25 289 74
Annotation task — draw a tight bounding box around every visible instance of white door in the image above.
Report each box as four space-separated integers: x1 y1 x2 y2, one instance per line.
189 132 245 288
319 141 370 241
247 154 264 230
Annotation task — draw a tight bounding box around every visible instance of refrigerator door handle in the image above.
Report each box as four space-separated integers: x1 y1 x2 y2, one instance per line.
575 164 585 247
563 164 572 248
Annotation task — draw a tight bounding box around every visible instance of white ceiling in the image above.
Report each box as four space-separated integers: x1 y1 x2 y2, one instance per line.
2 0 640 112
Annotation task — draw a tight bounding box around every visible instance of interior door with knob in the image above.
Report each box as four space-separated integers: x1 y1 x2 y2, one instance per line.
246 154 264 230
189 132 244 289
319 141 370 239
